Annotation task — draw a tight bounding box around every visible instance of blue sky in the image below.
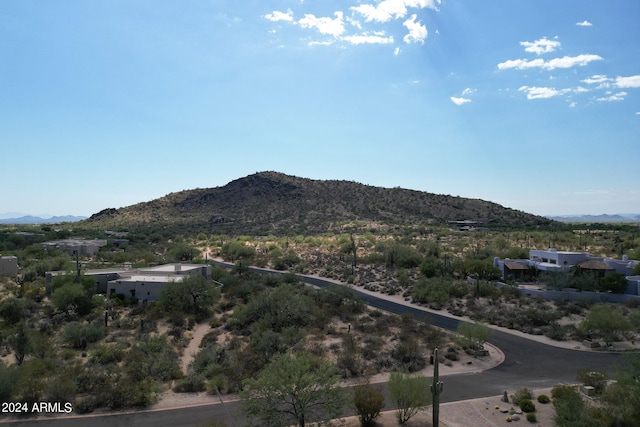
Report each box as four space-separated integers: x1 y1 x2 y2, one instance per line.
2 0 639 218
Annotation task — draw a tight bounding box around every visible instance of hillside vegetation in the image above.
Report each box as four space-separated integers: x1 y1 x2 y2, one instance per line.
83 171 554 235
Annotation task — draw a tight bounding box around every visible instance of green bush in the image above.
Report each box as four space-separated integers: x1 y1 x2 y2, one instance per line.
173 372 207 393
526 413 537 423
537 394 550 404
353 381 385 427
576 369 608 394
511 387 533 406
89 343 125 365
62 322 105 349
519 398 536 413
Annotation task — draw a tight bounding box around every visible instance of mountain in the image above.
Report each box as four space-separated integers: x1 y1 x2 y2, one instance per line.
546 214 640 223
0 215 87 224
82 171 555 234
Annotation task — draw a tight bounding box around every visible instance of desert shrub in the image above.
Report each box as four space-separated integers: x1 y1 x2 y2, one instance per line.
385 243 423 269
353 381 385 427
62 321 105 349
519 399 536 413
545 322 568 341
0 297 29 325
526 413 537 423
272 253 301 270
89 343 125 365
551 385 591 427
576 369 608 394
537 394 550 404
173 372 206 393
0 361 19 402
52 282 95 317
412 277 451 306
220 240 255 261
511 387 533 406
392 337 426 372
125 335 181 382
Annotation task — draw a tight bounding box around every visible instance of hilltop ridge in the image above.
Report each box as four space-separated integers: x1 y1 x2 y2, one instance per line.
82 171 555 234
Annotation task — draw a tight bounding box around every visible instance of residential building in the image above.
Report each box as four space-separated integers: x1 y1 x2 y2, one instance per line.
0 254 18 276
105 264 212 302
46 263 212 303
41 238 107 256
494 249 640 295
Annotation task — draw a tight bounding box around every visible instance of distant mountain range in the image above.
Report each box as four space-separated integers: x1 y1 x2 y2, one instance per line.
546 214 640 223
0 215 87 224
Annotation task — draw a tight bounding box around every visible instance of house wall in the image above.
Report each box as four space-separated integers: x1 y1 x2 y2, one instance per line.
492 281 640 303
0 255 18 276
107 276 183 302
626 276 640 296
529 249 589 266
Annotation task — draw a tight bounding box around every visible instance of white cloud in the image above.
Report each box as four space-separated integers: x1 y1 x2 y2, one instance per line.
498 54 603 71
520 37 560 55
298 12 345 37
518 86 561 99
394 47 401 56
462 87 475 96
450 96 471 105
264 9 294 22
308 40 334 46
343 33 394 45
351 0 440 23
569 102 577 108
581 75 610 85
615 75 640 88
576 20 593 27
402 14 428 44
597 91 627 102
346 16 362 30
546 55 603 69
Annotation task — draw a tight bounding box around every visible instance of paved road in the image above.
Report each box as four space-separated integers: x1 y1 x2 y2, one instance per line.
2 265 621 426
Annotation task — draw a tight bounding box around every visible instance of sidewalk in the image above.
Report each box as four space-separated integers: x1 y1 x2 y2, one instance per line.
339 387 555 426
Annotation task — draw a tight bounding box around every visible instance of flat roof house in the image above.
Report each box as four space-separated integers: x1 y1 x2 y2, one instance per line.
41 238 107 256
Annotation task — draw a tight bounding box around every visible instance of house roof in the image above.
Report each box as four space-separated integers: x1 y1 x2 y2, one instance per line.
504 261 530 270
577 260 614 270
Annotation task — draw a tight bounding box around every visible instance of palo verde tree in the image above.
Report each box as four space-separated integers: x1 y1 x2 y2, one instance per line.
158 275 220 321
388 371 431 426
457 322 492 356
579 303 632 347
353 379 385 427
600 353 640 425
240 352 345 427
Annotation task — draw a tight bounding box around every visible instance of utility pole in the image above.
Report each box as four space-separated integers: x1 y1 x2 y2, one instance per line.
431 348 444 427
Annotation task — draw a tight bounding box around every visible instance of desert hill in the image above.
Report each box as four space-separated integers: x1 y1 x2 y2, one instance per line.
83 171 554 234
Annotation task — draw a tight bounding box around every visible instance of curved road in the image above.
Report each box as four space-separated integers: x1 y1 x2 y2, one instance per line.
2 265 621 426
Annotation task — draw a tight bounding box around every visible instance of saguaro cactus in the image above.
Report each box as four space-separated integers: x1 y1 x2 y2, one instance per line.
431 348 444 427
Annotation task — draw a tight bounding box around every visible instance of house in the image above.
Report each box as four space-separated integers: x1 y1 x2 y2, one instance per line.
105 263 212 303
46 263 212 303
0 254 18 276
493 249 640 295
41 238 107 256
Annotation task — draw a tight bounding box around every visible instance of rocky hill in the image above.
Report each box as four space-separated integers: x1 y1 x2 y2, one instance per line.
82 171 555 234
